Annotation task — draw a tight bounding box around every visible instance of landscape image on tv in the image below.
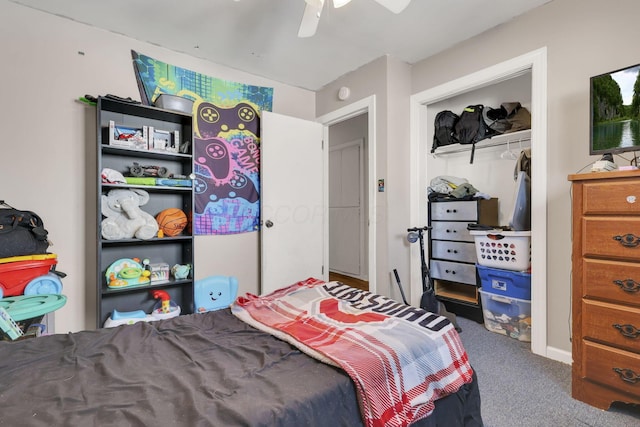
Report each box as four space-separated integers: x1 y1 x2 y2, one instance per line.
591 63 640 154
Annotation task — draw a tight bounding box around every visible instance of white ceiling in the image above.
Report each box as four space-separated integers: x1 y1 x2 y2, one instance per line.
12 0 552 91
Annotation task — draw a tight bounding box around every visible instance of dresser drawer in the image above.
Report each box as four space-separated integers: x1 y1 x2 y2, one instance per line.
431 221 474 242
583 258 640 305
583 340 640 398
431 240 477 263
583 181 640 215
430 201 479 221
583 217 640 261
429 260 476 285
583 300 640 353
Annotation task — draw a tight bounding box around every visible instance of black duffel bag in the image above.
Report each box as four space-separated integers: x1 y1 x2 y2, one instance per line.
0 200 50 258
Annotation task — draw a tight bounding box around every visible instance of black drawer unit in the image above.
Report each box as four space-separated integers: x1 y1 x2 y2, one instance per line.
428 199 498 322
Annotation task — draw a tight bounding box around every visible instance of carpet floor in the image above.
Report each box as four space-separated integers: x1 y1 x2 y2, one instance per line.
456 316 640 427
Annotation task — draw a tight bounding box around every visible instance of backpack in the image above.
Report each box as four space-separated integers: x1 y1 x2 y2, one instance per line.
454 104 496 163
484 106 513 134
0 200 50 258
485 102 531 134
431 110 459 153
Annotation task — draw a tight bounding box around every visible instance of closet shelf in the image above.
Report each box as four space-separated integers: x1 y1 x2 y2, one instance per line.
432 129 531 156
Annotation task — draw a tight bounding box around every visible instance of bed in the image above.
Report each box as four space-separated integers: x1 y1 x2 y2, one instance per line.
0 279 482 426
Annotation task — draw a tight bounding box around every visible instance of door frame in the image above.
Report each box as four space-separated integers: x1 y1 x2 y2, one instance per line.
409 48 552 360
317 95 377 294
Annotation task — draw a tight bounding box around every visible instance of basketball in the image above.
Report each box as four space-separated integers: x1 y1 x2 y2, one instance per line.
156 208 188 237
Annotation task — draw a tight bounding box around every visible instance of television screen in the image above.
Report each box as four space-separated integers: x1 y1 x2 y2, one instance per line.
590 63 640 156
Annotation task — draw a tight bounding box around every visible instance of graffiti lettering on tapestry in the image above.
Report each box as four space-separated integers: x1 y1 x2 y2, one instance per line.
131 50 274 235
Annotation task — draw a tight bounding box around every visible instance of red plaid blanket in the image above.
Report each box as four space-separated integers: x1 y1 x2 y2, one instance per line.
231 278 474 427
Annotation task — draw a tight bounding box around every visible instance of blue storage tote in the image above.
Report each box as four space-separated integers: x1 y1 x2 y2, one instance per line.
477 265 531 300
479 289 531 342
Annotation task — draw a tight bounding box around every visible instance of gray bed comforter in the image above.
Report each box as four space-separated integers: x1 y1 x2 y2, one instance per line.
0 309 481 426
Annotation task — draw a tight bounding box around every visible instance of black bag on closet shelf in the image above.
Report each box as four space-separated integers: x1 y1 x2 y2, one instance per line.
0 200 50 258
431 110 460 153
454 104 496 164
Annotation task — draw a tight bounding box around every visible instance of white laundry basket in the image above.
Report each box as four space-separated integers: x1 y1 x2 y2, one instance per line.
470 230 531 271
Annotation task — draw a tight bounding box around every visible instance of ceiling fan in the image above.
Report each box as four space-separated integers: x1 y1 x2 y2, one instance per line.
298 0 412 37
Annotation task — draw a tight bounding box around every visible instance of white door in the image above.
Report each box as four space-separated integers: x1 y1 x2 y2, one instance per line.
260 111 325 294
329 140 363 277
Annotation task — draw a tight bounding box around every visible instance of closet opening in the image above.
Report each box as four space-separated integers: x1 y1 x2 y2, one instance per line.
409 48 551 360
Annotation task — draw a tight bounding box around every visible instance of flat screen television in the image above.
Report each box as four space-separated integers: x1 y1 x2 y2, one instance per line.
590 63 640 157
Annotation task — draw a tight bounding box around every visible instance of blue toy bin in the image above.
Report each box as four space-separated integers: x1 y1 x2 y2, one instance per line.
476 264 531 300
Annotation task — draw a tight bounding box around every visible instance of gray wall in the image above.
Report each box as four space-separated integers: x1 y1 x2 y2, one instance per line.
5 0 638 357
411 0 640 357
0 0 315 332
319 0 640 356
317 55 414 302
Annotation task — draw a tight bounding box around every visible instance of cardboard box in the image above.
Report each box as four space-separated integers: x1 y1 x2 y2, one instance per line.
149 127 179 152
109 120 148 150
150 263 170 283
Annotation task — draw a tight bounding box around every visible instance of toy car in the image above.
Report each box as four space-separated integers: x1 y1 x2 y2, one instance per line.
129 162 171 178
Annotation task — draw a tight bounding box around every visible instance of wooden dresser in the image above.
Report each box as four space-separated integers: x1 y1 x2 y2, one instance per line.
568 171 640 409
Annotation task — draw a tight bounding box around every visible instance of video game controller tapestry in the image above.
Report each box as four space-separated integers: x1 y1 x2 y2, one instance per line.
131 50 273 235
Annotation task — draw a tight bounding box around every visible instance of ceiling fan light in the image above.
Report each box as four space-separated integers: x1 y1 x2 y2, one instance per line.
299 0 325 38
333 0 352 8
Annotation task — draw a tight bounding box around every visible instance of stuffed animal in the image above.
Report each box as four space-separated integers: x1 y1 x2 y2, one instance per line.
101 189 159 240
171 263 191 279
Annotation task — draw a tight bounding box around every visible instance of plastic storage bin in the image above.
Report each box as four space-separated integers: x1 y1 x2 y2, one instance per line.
477 265 531 300
470 230 531 271
479 288 531 342
0 254 58 297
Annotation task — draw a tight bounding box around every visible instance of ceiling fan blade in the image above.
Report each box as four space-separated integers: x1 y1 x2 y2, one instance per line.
373 0 411 14
298 1 324 38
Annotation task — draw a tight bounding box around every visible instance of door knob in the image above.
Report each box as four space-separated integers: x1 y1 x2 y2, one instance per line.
265 220 274 228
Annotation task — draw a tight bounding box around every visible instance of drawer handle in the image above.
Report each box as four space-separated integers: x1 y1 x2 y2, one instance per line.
447 249 458 254
612 367 640 384
446 209 458 213
445 229 457 234
445 269 456 275
613 323 640 338
613 278 640 293
613 233 640 248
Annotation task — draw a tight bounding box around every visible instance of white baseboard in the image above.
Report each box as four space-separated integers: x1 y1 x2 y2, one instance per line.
545 345 572 365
